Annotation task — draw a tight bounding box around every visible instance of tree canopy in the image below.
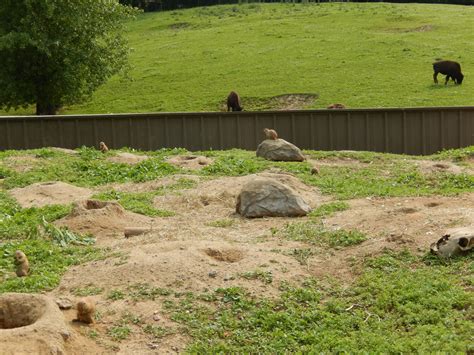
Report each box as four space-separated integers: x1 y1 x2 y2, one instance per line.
0 0 137 115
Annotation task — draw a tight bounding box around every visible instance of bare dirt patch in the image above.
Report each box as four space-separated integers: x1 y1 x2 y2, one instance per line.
268 94 318 110
4 155 40 173
100 174 201 194
412 159 471 175
221 93 317 111
107 152 149 165
166 155 213 170
41 172 473 353
314 194 474 280
56 200 154 244
51 147 78 155
10 182 93 208
308 157 366 169
204 247 245 262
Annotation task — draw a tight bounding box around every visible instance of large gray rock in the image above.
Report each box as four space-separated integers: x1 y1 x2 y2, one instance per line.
256 139 305 162
236 178 311 218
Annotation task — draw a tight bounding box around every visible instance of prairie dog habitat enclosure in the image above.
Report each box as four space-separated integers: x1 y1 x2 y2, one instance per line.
0 146 473 352
0 0 473 353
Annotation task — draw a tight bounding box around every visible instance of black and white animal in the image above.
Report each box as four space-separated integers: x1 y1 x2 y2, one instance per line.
433 60 464 85
226 91 243 112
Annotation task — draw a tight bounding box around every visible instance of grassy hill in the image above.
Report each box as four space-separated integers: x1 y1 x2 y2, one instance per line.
5 2 474 115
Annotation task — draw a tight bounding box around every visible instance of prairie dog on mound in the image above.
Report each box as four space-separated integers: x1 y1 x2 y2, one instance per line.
76 299 96 324
99 141 109 153
14 250 29 277
263 128 278 140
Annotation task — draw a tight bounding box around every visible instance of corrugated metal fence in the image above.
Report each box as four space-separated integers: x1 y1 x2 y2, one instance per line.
1 107 473 155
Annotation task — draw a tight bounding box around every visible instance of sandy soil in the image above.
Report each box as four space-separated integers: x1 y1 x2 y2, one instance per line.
107 152 149 165
3 158 473 354
166 155 213 170
10 182 93 208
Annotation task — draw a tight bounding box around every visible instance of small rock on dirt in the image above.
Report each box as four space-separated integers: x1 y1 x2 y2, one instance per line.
148 342 160 350
256 138 305 162
55 298 73 310
236 178 311 218
208 271 218 278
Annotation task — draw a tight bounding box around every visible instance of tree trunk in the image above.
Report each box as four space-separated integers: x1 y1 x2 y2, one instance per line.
36 100 59 115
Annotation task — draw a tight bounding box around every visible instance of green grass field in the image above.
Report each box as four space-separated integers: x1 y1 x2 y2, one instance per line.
2 2 474 115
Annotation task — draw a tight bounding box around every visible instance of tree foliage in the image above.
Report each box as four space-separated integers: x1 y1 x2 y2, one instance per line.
0 0 137 115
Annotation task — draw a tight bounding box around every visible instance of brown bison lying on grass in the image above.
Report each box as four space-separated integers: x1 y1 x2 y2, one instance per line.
433 60 464 85
227 91 243 112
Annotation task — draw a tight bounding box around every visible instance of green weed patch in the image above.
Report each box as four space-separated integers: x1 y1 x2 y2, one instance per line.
165 252 473 353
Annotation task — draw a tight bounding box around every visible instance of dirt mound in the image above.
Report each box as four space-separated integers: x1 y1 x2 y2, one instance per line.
308 157 365 169
107 152 149 165
153 172 325 220
413 160 468 175
51 147 78 155
10 182 93 208
100 174 201 194
204 247 244 262
4 155 40 173
56 200 153 243
166 155 213 170
0 293 69 354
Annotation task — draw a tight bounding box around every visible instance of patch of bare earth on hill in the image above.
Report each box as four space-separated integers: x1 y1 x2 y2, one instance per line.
98 174 202 194
56 200 153 245
45 171 473 353
4 155 41 173
166 155 213 170
221 93 317 111
269 94 318 110
10 182 93 208
308 157 473 175
107 152 149 165
316 193 474 280
411 159 474 175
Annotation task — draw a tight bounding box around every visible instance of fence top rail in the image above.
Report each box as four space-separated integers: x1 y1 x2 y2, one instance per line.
1 106 474 121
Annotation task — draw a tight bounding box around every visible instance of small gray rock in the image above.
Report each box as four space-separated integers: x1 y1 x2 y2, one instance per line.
55 297 73 310
147 342 160 350
208 271 217 278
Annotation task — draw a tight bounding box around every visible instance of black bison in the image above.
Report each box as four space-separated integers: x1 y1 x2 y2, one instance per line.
227 91 243 112
433 60 464 85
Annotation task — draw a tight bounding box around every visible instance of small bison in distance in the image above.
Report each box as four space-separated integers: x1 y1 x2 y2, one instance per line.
227 91 243 112
433 60 464 85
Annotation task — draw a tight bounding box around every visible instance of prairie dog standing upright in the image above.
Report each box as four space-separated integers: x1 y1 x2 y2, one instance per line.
14 250 29 277
99 141 109 153
76 299 96 324
263 128 278 140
